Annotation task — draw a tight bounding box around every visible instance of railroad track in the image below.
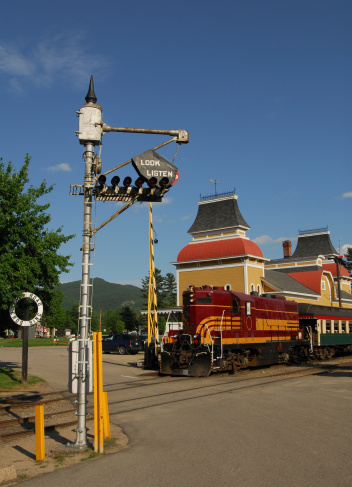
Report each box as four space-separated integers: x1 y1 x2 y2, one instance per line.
94 361 352 417
1 357 350 441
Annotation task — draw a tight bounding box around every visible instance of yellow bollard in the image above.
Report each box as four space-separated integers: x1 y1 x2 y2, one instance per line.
97 332 104 453
93 332 105 453
35 404 45 461
103 391 111 439
93 332 98 453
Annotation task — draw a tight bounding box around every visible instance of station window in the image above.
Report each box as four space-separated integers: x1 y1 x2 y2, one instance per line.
225 284 231 291
250 284 255 293
257 285 261 294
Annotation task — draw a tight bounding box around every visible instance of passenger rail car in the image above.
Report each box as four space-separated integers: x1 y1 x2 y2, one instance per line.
160 286 308 376
299 303 352 359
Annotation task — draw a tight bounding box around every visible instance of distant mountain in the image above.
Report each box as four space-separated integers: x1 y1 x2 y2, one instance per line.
57 278 143 313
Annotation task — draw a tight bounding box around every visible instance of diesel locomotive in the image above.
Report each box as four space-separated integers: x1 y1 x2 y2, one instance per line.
160 285 352 377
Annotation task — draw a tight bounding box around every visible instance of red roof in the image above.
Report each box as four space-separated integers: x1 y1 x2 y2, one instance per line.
322 263 350 278
177 238 263 262
287 271 323 294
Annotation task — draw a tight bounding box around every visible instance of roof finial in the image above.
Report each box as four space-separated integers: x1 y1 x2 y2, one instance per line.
210 178 219 195
85 75 97 104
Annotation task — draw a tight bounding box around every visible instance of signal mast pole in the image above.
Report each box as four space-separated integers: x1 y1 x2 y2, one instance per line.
72 76 189 448
75 77 102 448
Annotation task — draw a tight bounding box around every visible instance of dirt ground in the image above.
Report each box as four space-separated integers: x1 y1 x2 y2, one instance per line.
0 383 128 486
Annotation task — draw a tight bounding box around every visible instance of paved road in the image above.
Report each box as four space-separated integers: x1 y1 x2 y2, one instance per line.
1 348 351 487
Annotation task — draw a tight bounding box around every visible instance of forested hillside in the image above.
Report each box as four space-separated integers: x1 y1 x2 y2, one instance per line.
57 278 143 312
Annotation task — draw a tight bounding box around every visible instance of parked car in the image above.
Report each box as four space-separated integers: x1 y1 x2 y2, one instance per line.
102 333 144 355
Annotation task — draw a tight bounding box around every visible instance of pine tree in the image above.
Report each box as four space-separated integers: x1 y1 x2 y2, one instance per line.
140 268 165 308
162 273 177 306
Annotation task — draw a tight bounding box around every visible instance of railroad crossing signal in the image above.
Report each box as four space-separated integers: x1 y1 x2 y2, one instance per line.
132 149 179 189
71 75 188 449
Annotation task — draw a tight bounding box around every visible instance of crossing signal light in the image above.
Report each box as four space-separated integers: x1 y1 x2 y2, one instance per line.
134 176 144 187
159 177 169 188
98 175 106 186
148 177 157 188
123 176 132 187
111 176 120 186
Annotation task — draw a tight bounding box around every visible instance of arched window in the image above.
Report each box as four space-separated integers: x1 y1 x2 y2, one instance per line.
225 284 231 291
250 284 255 293
257 284 261 294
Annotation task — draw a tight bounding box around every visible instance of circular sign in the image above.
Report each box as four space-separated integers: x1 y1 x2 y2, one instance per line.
9 292 43 327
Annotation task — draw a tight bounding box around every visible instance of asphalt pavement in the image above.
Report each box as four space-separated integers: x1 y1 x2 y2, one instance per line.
1 347 351 487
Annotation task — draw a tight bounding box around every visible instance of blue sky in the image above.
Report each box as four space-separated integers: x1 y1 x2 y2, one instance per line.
1 0 351 287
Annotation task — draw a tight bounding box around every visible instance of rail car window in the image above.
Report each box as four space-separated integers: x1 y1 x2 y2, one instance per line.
245 302 251 316
196 297 212 304
333 321 339 333
326 321 331 333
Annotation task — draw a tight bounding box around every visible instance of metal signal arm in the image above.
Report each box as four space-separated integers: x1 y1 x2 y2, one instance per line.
102 123 189 144
90 199 137 237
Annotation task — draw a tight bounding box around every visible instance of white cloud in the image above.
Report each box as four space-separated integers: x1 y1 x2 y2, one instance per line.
181 214 193 221
161 197 173 205
0 34 110 91
253 235 298 246
341 192 352 199
340 244 352 256
0 45 35 76
48 163 72 172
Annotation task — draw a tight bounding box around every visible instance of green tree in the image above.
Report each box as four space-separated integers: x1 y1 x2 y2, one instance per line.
102 309 124 334
64 304 79 333
141 268 166 308
0 156 74 331
44 290 66 332
119 306 138 332
158 315 166 335
344 248 352 277
162 273 177 306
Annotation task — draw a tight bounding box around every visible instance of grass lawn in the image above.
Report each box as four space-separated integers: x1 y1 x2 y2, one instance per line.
0 337 72 348
0 366 45 390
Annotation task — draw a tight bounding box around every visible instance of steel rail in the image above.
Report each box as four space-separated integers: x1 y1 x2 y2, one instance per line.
0 420 78 442
100 368 334 418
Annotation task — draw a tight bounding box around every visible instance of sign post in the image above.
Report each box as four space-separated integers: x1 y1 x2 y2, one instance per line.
9 292 44 383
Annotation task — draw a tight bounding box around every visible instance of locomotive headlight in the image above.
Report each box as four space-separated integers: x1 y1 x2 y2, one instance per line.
193 333 201 347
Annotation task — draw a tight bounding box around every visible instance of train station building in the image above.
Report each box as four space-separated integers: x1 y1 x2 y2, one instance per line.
172 191 352 309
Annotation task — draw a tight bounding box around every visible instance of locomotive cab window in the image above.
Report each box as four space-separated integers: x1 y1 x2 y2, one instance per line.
196 297 212 304
245 302 251 316
232 299 239 313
